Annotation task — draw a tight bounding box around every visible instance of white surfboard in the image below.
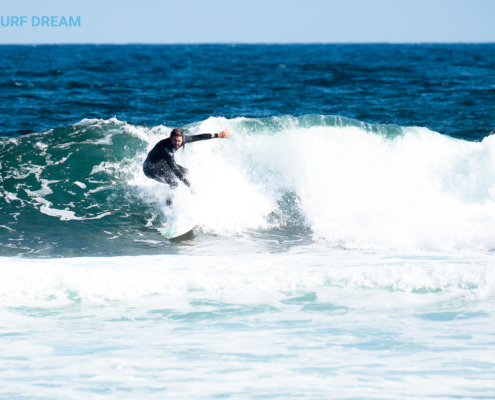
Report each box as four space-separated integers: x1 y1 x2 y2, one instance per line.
159 219 197 239
158 191 198 239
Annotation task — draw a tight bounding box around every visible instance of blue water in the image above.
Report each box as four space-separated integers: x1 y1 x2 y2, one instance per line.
1 44 495 399
2 44 494 139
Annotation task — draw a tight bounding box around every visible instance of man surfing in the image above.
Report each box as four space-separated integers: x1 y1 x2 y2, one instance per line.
143 128 230 197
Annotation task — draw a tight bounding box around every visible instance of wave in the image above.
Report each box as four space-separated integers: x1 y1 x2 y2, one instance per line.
1 252 494 307
1 115 495 254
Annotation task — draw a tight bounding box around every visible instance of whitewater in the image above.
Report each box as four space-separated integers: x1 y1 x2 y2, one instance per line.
2 115 495 253
1 114 495 398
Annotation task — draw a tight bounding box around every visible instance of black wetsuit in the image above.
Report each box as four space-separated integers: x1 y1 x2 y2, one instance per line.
143 133 219 188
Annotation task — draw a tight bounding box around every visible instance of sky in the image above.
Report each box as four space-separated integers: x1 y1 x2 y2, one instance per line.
1 0 494 44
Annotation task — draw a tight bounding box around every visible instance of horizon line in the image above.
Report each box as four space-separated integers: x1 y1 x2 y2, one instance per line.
1 42 495 46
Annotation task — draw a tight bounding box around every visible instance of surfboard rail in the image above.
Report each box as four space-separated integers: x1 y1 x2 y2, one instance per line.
159 221 197 239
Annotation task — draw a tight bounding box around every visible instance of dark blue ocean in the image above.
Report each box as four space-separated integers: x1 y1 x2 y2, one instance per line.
1 45 495 399
2 44 495 140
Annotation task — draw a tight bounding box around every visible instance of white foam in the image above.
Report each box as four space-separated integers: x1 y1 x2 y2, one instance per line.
0 252 494 307
39 205 111 221
126 118 495 251
25 179 60 197
74 117 122 126
73 181 86 189
90 161 118 175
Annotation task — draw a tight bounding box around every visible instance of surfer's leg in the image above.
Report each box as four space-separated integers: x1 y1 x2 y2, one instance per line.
165 178 178 207
144 169 176 205
145 167 178 187
143 162 180 206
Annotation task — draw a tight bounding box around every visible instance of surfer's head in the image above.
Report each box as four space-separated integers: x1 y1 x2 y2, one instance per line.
170 128 185 150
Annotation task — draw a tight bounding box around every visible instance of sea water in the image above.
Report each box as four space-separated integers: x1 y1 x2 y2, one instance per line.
1 45 495 399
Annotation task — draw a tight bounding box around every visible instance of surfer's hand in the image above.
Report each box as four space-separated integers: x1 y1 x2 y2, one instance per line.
218 129 230 138
191 187 198 195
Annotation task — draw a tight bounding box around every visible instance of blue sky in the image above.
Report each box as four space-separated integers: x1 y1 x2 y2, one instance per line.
1 0 494 44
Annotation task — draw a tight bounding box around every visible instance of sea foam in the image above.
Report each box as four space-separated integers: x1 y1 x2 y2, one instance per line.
130 116 495 251
1 252 494 308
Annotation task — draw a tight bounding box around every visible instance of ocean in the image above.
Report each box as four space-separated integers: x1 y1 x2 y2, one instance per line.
1 44 495 399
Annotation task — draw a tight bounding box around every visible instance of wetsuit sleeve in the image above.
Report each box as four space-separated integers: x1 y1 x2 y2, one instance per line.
184 134 218 143
163 152 191 187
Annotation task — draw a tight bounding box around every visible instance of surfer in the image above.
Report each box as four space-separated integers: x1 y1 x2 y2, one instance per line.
143 128 230 195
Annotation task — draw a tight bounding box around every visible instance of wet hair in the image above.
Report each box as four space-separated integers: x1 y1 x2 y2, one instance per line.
170 128 185 149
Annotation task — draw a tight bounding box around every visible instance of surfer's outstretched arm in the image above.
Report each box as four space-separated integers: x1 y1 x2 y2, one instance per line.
184 129 230 143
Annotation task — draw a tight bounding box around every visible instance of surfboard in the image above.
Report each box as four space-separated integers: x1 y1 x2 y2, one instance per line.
159 220 197 239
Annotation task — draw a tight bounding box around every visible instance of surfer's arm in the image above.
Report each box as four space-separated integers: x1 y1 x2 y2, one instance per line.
184 129 230 143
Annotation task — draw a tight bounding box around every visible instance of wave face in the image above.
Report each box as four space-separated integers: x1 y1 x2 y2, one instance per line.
1 115 495 256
